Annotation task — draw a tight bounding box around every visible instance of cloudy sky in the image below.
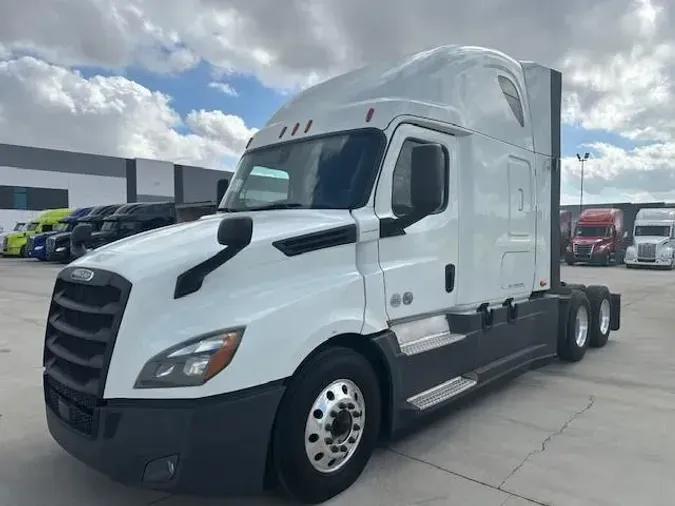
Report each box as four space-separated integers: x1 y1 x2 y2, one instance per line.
0 0 673 204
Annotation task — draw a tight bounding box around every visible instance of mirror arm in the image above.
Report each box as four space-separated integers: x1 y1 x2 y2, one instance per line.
379 212 426 238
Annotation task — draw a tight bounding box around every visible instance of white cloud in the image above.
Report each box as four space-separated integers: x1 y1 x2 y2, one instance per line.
208 81 238 96
0 56 256 169
0 0 675 201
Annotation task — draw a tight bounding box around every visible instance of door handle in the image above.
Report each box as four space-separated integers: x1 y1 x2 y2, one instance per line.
518 189 524 211
445 264 455 293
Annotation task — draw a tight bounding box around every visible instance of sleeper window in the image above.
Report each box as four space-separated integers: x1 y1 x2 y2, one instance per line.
498 75 525 127
392 139 448 217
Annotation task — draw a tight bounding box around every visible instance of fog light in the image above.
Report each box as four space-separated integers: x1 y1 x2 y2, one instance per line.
143 455 179 483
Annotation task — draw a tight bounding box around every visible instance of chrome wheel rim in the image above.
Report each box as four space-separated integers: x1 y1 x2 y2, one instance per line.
599 298 611 335
304 379 365 474
575 305 589 347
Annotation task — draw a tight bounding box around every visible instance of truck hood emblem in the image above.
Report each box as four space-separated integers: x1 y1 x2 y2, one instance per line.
71 268 95 282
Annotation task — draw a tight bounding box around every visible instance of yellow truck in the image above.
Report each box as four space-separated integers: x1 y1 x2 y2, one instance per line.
2 208 72 257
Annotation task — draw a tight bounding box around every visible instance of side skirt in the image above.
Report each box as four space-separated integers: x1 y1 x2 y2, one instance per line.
371 295 561 438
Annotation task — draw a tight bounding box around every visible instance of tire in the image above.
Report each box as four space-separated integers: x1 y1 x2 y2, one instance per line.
271 347 382 504
565 258 575 266
19 245 26 257
626 264 635 269
558 289 591 362
586 285 611 348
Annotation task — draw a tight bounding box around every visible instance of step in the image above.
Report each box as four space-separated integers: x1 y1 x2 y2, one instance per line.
406 375 478 411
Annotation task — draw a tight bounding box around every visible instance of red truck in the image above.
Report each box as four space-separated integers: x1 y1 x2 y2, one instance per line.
560 210 572 257
566 208 624 266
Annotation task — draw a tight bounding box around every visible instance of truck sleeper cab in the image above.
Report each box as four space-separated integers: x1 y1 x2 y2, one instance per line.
28 207 93 261
625 207 675 269
46 204 123 262
2 208 71 257
42 45 622 505
566 208 624 266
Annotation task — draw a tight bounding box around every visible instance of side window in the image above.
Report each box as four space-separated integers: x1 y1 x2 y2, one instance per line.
498 75 525 127
392 139 448 217
240 166 290 205
41 224 53 232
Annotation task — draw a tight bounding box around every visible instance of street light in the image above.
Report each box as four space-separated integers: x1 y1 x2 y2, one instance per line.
576 152 590 215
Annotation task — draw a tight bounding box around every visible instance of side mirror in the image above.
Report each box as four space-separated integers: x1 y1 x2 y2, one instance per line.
71 223 92 259
217 179 230 204
410 144 445 218
217 216 253 248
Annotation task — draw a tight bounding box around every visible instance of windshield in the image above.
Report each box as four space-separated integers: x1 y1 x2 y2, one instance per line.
576 226 610 237
635 225 671 237
54 221 69 232
13 223 25 231
101 218 140 234
26 222 38 231
219 130 384 212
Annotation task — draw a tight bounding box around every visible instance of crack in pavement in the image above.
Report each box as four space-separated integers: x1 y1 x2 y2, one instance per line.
497 396 596 490
387 448 548 506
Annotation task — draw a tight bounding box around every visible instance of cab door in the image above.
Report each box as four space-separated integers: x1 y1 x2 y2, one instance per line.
375 124 459 320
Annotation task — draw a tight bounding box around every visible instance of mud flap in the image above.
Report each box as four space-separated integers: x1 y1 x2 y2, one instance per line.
610 293 621 331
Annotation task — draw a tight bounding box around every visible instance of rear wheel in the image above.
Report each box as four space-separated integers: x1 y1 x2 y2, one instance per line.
586 285 611 348
558 289 591 362
271 347 381 504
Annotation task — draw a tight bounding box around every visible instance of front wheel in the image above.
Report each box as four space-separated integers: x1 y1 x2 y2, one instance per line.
271 347 382 504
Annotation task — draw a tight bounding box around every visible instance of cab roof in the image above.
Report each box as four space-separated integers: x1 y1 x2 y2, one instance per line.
248 45 557 156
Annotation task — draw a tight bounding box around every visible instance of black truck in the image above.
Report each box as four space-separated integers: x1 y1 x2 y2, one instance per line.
46 204 123 262
71 201 176 259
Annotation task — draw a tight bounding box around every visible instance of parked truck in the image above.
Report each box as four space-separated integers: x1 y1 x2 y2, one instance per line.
566 208 624 266
560 210 572 258
624 207 675 269
69 201 176 259
27 207 93 261
42 45 622 504
46 204 123 262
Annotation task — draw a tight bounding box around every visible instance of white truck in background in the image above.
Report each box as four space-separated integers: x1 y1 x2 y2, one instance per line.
42 45 622 504
625 207 675 269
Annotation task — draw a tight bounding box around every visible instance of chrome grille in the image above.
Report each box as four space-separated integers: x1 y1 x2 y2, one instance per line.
43 267 131 435
637 243 657 261
46 237 56 257
573 244 593 258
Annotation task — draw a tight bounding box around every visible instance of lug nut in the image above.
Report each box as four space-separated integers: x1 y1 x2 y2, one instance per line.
330 411 337 418
347 403 355 409
339 402 346 409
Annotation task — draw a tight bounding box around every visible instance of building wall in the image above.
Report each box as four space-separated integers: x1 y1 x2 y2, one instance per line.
135 158 175 202
178 164 233 204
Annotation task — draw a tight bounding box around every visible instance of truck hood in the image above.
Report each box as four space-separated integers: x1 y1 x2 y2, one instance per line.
70 209 355 283
633 236 670 246
572 237 611 246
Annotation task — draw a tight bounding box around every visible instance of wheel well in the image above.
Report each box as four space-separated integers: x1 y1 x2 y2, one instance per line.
289 333 394 441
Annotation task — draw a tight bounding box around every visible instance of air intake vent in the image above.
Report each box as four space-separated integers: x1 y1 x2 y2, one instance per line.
273 224 357 257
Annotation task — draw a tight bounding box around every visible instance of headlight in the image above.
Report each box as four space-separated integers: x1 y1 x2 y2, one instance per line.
660 248 673 259
134 327 245 389
625 247 636 259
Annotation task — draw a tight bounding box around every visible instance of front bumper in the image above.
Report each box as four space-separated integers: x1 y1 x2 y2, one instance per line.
624 256 673 268
45 376 286 496
28 245 46 259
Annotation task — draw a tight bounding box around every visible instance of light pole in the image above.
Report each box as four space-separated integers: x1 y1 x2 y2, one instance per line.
576 152 589 215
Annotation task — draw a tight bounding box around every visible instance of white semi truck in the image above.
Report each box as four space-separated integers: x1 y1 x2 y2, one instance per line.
42 45 622 504
625 207 675 269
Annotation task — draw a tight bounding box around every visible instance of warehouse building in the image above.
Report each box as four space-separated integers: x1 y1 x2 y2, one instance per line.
0 142 234 231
